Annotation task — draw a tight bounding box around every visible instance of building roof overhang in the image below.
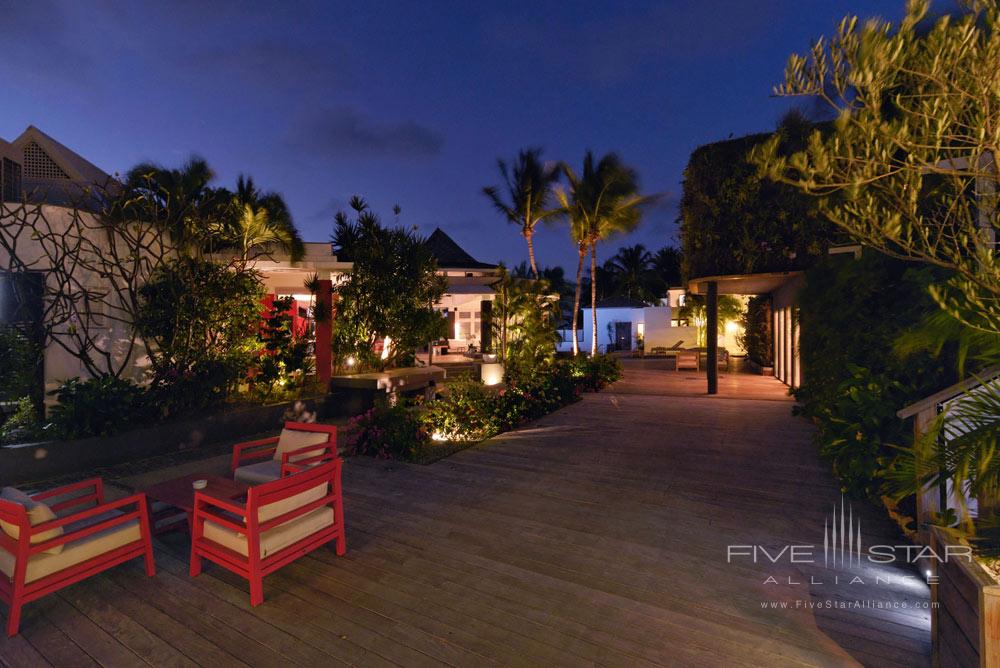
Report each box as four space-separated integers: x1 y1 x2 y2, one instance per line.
688 271 802 296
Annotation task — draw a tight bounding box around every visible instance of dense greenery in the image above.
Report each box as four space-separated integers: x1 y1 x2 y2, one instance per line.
0 326 38 403
47 376 150 440
137 257 265 415
331 199 447 371
347 355 622 462
739 296 773 367
256 296 312 397
491 265 561 377
680 115 835 281
795 252 955 497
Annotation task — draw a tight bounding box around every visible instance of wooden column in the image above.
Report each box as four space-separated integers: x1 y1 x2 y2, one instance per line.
315 279 333 385
706 281 718 395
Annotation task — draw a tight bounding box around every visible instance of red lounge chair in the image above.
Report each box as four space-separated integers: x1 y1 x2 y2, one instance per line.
231 421 337 484
189 460 346 606
0 479 155 636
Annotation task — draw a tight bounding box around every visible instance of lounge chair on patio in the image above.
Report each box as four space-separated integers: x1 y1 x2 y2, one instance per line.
231 422 337 485
0 479 155 636
189 460 346 606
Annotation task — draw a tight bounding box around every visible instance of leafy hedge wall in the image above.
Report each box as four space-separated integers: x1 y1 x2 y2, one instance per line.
679 117 836 280
796 251 956 497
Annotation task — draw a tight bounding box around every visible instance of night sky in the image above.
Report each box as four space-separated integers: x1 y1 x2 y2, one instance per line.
4 0 907 270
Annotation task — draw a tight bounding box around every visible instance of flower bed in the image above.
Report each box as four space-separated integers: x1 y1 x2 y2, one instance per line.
342 355 622 463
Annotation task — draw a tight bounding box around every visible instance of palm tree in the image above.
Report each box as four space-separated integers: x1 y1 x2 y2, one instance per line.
123 157 219 253
553 186 590 355
482 148 560 278
605 244 654 302
227 176 304 264
651 246 683 294
558 152 653 356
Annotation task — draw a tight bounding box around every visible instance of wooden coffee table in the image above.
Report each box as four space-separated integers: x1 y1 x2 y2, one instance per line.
141 474 248 534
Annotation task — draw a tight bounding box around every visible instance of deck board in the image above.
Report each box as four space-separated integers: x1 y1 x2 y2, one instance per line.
1 365 930 666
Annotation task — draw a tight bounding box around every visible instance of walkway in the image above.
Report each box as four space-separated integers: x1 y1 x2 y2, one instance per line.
0 365 930 666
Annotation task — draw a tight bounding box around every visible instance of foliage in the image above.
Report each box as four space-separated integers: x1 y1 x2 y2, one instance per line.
490 265 560 376
255 296 312 397
602 244 657 303
344 403 431 461
421 374 502 442
757 1 1000 337
0 325 39 402
681 114 834 281
0 397 42 445
556 151 656 355
811 364 911 498
47 376 150 440
565 354 623 391
796 252 956 498
483 148 561 278
739 295 773 367
137 257 264 411
677 294 744 346
331 199 447 371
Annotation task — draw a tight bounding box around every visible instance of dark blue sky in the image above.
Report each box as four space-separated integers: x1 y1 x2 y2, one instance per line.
4 0 906 270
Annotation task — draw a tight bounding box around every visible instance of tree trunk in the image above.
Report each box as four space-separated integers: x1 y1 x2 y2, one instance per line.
571 244 585 356
525 228 539 279
590 242 598 357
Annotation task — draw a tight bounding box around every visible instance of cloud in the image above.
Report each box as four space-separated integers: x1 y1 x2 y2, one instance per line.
288 107 444 158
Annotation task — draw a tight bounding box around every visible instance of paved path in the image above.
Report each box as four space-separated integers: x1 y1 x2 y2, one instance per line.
0 366 930 666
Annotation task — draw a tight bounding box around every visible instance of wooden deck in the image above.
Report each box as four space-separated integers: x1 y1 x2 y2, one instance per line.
1 366 930 666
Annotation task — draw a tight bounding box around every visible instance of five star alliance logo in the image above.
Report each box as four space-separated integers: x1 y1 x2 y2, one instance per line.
824 497 863 568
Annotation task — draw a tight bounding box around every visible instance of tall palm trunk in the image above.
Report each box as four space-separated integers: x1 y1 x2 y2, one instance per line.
524 228 539 279
571 244 586 355
590 241 598 357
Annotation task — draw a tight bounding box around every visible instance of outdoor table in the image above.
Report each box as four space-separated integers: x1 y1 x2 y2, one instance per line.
141 473 248 534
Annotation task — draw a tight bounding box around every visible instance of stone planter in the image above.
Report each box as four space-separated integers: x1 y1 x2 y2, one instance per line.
930 526 1000 667
0 396 323 485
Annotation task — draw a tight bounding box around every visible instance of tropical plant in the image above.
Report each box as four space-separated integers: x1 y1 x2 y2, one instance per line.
650 246 683 294
224 176 304 266
603 244 656 303
738 295 773 367
757 0 1000 511
490 265 560 377
0 325 39 403
678 294 744 346
255 296 312 397
47 376 150 439
557 151 655 355
0 397 41 445
482 148 561 278
345 403 431 460
331 199 447 370
136 257 265 408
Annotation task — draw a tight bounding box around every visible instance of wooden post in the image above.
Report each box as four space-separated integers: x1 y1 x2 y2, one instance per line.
315 280 333 385
706 281 718 395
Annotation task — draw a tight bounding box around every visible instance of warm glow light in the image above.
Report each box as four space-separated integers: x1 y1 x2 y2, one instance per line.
381 336 392 360
636 323 645 338
481 362 504 386
724 320 740 335
454 322 461 339
346 355 356 367
431 431 448 442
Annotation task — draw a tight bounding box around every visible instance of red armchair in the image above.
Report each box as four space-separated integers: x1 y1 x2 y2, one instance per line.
0 478 155 636
231 421 338 484
190 460 346 606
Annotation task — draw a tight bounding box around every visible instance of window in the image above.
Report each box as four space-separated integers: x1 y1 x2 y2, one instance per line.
22 141 68 180
2 158 22 201
459 311 471 319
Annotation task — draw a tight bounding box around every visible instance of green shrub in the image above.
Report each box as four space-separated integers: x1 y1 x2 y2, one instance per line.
0 326 39 403
796 252 956 498
344 403 430 461
421 374 501 442
566 354 623 391
1 397 42 445
48 376 150 439
739 295 773 367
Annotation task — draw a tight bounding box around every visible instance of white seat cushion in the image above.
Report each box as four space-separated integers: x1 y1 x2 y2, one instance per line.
272 428 329 463
0 487 64 555
202 506 334 558
234 460 283 485
0 510 140 583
